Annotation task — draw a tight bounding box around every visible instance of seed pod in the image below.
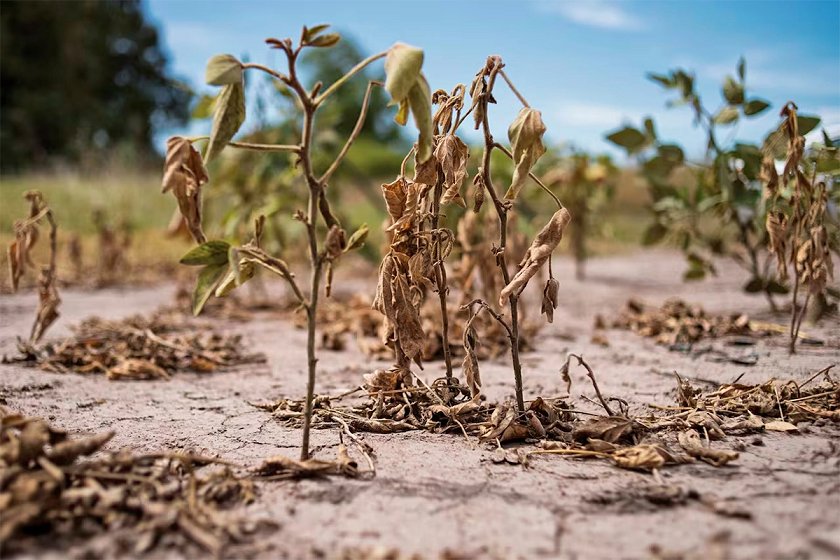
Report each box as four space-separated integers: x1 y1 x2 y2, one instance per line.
540 277 560 323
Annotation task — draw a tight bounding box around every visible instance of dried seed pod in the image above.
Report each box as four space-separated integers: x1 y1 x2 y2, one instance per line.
162 137 210 244
499 208 571 306
472 174 486 213
324 225 346 261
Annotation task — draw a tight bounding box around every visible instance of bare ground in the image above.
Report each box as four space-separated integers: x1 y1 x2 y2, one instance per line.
1 250 839 559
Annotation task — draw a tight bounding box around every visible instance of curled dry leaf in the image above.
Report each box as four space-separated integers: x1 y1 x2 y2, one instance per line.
381 177 420 233
505 107 547 200
434 134 469 207
572 416 637 444
540 277 559 323
677 430 738 467
30 266 60 343
255 444 359 479
162 137 210 244
499 208 571 306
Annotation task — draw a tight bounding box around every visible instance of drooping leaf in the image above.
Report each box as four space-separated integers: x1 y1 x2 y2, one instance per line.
384 43 424 104
647 72 674 88
205 54 243 86
215 257 255 297
192 263 229 316
205 82 246 163
505 107 547 200
499 208 571 304
407 76 433 163
737 57 746 81
162 137 210 244
180 240 231 266
797 114 821 136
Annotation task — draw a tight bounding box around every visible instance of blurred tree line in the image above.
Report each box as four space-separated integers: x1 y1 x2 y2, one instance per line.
1 0 190 172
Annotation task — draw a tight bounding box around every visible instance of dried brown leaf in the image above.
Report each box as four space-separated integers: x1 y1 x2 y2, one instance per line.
499 208 571 305
162 137 210 244
434 134 469 207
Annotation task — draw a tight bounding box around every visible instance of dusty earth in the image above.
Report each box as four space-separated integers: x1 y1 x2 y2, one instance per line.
1 250 839 559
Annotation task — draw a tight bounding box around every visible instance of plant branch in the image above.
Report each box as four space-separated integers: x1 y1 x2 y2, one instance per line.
498 69 530 108
314 51 387 105
492 143 563 209
568 353 615 416
319 80 382 184
242 62 289 84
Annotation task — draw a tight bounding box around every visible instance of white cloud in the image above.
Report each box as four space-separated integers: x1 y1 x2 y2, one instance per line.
535 0 645 31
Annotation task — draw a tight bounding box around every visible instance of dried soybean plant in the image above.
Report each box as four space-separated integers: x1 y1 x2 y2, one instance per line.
7 190 61 343
763 103 837 353
162 26 430 460
370 55 568 413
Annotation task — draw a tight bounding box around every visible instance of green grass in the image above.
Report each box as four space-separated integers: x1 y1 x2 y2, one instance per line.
0 171 176 235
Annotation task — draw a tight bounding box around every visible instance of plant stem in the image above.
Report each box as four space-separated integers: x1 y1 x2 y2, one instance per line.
478 59 526 412
431 180 453 380
314 51 387 106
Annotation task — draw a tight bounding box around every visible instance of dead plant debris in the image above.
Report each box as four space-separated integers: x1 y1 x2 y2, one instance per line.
4 306 266 380
0 407 267 557
609 298 780 345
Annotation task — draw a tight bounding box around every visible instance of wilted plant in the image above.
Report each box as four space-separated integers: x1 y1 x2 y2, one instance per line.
162 25 429 459
606 59 824 309
763 103 838 352
7 190 61 343
538 150 617 280
370 55 568 412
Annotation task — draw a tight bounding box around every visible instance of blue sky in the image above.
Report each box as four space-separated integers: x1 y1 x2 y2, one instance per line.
146 0 840 157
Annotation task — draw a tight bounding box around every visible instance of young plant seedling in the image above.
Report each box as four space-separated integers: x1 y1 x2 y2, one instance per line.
163 25 432 460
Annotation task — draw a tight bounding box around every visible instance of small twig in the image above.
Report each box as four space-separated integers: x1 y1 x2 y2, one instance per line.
498 69 530 108
314 51 387 105
568 354 615 416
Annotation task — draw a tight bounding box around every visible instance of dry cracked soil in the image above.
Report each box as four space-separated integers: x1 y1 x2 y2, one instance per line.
1 250 839 559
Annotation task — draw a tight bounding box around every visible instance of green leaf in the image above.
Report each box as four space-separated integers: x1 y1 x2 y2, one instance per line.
206 82 246 162
642 222 667 246
713 106 739 125
605 126 647 152
743 277 764 293
643 117 657 141
407 75 433 163
302 24 330 42
307 33 340 48
344 223 369 252
192 94 218 119
683 266 706 281
737 57 746 81
384 43 424 104
723 76 744 105
658 144 684 163
192 263 228 315
180 241 231 266
797 115 821 136
743 98 770 116
647 72 674 88
215 258 255 297
205 54 242 86
767 280 789 295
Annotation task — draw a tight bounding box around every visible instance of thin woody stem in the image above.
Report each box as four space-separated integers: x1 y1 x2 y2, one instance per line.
314 51 387 105
461 299 513 338
320 81 382 184
498 69 530 108
432 180 454 380
478 58 526 412
242 62 289 83
492 143 563 209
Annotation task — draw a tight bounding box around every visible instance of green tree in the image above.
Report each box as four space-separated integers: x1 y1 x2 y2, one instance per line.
0 0 190 172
